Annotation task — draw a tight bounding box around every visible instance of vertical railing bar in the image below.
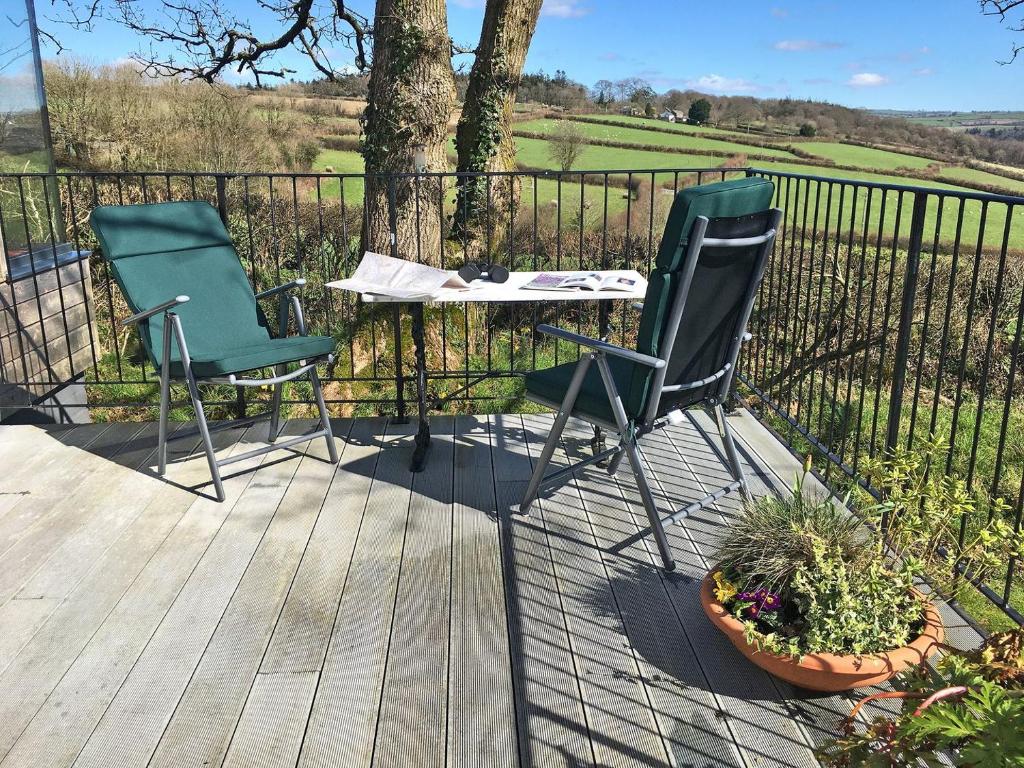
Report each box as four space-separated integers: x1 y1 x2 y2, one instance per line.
946 201 988 479
824 183 856 480
928 198 967 439
837 185 873 467
851 188 888 470
63 175 101 378
883 190 928 487
16 176 53 388
869 191 906 454
990 205 1021 510
906 194 945 447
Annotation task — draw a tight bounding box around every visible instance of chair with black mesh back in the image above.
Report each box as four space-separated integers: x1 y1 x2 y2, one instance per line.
519 176 781 570
90 200 339 501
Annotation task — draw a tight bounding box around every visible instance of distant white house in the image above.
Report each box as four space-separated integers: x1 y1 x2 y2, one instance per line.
659 108 685 123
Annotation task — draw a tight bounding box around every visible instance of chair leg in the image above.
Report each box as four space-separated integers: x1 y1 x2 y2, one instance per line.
185 372 225 502
309 367 339 464
269 365 284 443
157 323 172 476
623 437 676 571
606 440 627 476
520 354 593 515
713 403 749 502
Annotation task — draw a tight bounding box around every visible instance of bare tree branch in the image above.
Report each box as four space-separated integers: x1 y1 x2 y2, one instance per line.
980 0 1024 63
43 0 371 83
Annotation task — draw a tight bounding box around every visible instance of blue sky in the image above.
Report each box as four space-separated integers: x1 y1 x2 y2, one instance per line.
38 0 1024 111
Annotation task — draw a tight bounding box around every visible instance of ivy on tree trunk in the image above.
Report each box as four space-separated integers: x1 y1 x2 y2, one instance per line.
452 0 543 244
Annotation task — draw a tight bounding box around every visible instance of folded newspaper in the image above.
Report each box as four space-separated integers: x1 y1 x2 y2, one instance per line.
326 252 477 300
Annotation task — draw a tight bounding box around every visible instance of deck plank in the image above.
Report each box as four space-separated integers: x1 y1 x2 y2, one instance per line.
297 418 415 768
520 414 670 768
559 420 743 768
372 416 454 768
490 413 594 768
0 422 151 598
0 421 262 768
220 418 382 768
147 421 348 768
68 423 310 768
446 416 518 768
633 415 820 768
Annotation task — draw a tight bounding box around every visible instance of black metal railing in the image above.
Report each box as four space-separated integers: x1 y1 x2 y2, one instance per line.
1 165 1022 627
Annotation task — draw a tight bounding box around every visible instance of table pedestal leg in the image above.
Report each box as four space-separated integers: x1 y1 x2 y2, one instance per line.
410 302 431 472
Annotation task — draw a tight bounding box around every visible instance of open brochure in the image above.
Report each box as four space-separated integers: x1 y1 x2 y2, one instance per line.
326 252 477 300
522 272 640 292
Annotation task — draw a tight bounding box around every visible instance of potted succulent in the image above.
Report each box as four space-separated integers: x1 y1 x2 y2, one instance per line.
819 628 1024 766
701 441 1023 692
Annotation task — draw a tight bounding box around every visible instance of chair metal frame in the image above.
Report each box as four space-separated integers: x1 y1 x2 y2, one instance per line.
125 277 339 502
519 210 782 570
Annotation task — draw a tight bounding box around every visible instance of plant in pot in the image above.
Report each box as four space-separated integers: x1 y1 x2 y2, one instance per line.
702 440 1023 692
819 627 1024 766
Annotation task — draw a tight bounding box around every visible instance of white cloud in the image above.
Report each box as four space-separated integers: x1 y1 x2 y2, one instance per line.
914 67 934 76
542 0 590 18
771 7 789 18
847 72 889 87
774 39 842 52
686 74 762 94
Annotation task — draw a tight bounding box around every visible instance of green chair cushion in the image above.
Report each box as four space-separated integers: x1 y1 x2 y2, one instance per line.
182 335 336 379
524 356 639 425
655 176 775 270
91 201 233 260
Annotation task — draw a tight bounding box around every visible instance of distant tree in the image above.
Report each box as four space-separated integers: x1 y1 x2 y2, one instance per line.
688 98 712 125
980 0 1024 62
592 79 615 107
548 121 586 171
643 101 655 118
799 122 817 137
662 89 687 111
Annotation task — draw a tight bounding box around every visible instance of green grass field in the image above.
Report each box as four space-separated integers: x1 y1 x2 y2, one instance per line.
516 118 798 160
575 113 768 140
937 165 1024 194
798 141 935 171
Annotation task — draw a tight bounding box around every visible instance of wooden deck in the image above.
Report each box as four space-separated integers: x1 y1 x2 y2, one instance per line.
0 409 981 768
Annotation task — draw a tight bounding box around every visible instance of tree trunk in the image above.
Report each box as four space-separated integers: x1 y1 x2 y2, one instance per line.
452 0 543 242
361 0 456 265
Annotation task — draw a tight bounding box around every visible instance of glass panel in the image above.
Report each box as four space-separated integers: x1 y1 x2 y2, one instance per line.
0 0 67 278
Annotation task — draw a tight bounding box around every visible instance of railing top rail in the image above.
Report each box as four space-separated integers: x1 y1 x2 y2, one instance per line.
0 167 736 180
4 166 1022 205
749 166 1024 205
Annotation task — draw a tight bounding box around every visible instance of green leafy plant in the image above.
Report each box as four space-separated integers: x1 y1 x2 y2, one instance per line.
820 629 1024 767
859 437 1024 601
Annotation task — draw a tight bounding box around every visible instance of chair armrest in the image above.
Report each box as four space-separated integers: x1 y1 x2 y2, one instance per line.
536 324 665 369
122 295 190 326
255 278 306 300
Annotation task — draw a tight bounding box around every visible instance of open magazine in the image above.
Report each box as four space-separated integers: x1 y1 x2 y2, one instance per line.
522 272 639 292
326 252 478 300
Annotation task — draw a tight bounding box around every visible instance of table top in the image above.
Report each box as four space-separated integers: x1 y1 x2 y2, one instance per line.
326 269 648 304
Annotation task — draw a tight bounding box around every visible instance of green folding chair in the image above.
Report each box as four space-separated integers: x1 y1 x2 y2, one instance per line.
519 177 781 570
90 200 339 501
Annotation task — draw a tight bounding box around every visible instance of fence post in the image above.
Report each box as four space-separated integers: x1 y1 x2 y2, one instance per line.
881 191 927 528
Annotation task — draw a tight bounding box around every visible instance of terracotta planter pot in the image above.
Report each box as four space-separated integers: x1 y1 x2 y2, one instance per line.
700 571 944 692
